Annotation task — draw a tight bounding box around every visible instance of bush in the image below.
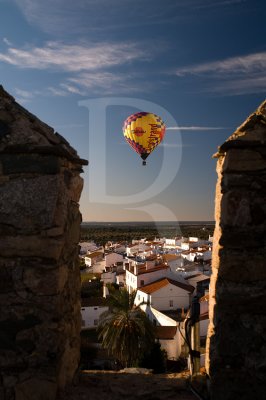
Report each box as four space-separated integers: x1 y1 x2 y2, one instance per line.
139 342 167 373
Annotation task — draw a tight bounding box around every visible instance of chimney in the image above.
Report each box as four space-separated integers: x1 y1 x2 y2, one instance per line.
103 284 109 298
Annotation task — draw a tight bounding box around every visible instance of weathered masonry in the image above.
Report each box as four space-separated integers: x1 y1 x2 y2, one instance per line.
0 86 88 400
206 100 266 400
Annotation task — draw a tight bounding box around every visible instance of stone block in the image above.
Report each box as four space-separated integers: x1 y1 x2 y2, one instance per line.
219 227 265 248
0 236 64 259
218 248 266 282
0 266 13 293
221 191 252 227
15 378 57 400
223 148 266 172
0 175 61 233
0 120 10 138
0 315 41 351
23 264 68 295
0 154 60 175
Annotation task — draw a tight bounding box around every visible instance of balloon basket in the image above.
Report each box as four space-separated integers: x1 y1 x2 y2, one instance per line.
142 161 147 166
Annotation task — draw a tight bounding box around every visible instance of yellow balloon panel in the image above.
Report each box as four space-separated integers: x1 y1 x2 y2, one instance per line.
123 112 166 161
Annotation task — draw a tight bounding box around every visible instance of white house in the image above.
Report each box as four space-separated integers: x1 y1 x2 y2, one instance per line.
81 298 108 329
126 243 152 257
135 277 194 310
181 240 202 251
115 270 126 287
164 238 176 247
105 252 123 268
184 273 210 292
140 305 186 360
101 270 116 285
79 241 98 255
163 254 184 271
84 251 104 267
125 262 170 293
164 237 185 249
195 248 212 262
105 242 126 254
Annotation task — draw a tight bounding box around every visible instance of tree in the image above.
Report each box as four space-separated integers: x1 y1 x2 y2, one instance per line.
139 342 167 373
97 288 155 367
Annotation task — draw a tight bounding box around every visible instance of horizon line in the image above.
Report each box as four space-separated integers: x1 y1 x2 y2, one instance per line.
81 220 215 224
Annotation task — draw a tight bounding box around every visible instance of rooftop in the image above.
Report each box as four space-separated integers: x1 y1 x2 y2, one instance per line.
86 251 104 259
155 326 177 340
81 297 107 307
138 277 194 294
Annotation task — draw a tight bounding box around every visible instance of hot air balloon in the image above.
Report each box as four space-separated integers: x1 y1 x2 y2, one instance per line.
123 112 166 165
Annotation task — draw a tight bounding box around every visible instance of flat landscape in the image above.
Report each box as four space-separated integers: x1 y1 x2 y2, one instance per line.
81 221 215 245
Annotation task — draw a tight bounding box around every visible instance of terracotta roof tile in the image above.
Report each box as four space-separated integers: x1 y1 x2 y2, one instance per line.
163 254 180 261
155 326 177 340
86 251 103 258
137 263 169 275
139 277 194 294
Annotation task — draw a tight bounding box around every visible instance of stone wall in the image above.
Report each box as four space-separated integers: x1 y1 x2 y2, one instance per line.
0 86 88 400
206 100 266 399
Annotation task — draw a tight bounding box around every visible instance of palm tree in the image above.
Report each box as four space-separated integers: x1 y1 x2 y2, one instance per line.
97 288 155 367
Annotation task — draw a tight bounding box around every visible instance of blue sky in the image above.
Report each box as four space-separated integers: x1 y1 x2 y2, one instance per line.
0 0 265 222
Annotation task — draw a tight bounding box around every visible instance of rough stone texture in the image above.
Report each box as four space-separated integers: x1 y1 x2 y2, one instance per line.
0 86 88 400
206 100 266 400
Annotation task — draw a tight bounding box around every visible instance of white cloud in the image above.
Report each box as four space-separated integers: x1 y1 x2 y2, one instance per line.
12 0 183 35
3 37 12 46
64 71 146 95
0 39 150 98
13 0 249 36
60 83 86 96
208 74 266 96
67 72 122 89
0 41 146 72
167 126 226 131
175 52 266 76
175 51 266 95
14 87 34 99
47 87 68 97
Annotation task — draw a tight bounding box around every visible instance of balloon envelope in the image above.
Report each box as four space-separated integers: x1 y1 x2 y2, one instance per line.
123 112 166 164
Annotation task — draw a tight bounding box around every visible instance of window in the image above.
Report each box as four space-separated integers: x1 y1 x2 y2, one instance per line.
140 280 144 286
138 295 140 301
169 300 173 307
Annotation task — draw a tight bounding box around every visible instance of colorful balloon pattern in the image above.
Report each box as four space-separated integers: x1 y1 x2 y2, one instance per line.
123 112 166 165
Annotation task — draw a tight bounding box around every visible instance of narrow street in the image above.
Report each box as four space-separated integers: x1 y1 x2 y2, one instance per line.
61 371 200 400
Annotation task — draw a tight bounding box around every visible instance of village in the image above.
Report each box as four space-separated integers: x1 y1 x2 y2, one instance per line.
79 234 212 371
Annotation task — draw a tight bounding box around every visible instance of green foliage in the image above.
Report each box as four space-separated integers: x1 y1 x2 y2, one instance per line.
79 258 86 270
80 273 101 284
97 289 155 367
80 329 99 370
106 282 120 293
81 223 214 246
139 342 167 373
80 274 102 298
